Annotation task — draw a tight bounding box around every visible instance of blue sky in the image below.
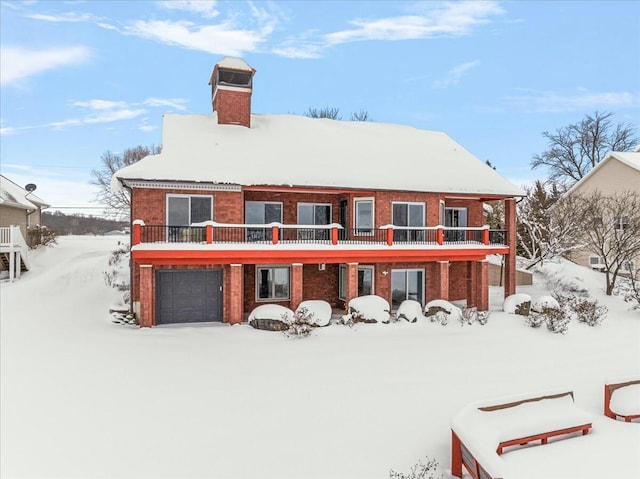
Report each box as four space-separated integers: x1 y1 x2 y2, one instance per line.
1 0 639 216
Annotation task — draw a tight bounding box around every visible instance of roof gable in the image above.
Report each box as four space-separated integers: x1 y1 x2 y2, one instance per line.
563 150 640 197
0 175 49 210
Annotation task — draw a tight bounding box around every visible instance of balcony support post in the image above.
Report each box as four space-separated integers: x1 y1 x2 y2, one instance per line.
228 264 244 324
475 260 489 311
437 227 444 245
435 261 449 300
504 198 517 298
331 227 338 245
346 262 359 305
272 226 279 245
482 226 489 245
132 221 142 245
138 264 154 327
386 227 394 246
206 224 213 244
291 263 303 310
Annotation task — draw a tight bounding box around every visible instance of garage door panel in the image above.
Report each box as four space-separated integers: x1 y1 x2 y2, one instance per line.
156 269 223 324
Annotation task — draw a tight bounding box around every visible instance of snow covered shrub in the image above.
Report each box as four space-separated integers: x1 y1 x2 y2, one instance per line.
103 243 130 293
424 300 462 324
27 225 56 249
249 304 294 331
503 293 531 316
613 276 640 310
111 311 138 326
458 307 490 326
389 456 443 479
285 307 314 338
544 307 570 334
348 295 391 324
567 296 607 326
546 276 588 297
296 300 332 327
531 295 560 313
396 300 425 323
431 310 448 326
525 312 546 328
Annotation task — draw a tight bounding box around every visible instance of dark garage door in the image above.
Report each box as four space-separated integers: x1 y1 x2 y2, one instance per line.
156 269 223 324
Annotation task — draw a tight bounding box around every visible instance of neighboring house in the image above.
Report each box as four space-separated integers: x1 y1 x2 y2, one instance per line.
112 57 525 327
562 148 640 273
0 175 49 277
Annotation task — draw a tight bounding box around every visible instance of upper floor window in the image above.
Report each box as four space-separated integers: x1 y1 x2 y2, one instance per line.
393 202 425 242
298 203 331 240
444 207 468 242
246 201 282 242
167 194 213 226
354 198 374 235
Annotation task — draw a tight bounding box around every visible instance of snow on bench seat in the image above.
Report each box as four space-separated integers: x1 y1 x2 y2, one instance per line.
604 379 640 422
451 391 592 479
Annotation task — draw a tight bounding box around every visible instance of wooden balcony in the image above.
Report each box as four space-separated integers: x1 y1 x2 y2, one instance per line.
130 221 510 265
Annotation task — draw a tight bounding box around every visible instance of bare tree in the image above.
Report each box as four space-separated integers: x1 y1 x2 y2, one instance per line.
91 145 161 219
304 106 341 120
350 109 371 121
531 111 638 188
517 181 579 269
569 191 640 295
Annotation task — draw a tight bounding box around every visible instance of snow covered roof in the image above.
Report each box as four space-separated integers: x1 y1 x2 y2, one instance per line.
563 150 640 197
0 175 49 210
112 113 524 197
216 57 254 71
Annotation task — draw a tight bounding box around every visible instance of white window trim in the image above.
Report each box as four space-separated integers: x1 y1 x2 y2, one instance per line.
166 193 214 225
354 197 375 236
444 207 468 227
358 265 375 296
255 265 290 302
439 200 445 226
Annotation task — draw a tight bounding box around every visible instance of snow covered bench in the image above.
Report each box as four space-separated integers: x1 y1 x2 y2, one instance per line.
604 379 640 422
451 391 592 479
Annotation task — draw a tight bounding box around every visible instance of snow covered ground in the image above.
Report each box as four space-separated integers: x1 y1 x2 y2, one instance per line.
1 236 638 479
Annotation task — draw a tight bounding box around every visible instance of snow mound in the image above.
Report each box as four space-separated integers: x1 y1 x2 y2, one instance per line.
348 295 391 324
532 295 560 312
396 300 426 323
424 299 462 320
503 294 532 314
296 300 332 327
610 383 640 417
248 304 294 331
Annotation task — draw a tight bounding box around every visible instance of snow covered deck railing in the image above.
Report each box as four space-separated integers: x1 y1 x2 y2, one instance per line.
451 391 593 479
604 379 640 422
132 221 508 248
0 225 30 281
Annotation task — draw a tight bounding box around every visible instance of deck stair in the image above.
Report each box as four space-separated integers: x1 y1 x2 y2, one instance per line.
0 226 30 280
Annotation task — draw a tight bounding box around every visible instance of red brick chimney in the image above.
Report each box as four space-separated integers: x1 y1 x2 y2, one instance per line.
208 57 255 128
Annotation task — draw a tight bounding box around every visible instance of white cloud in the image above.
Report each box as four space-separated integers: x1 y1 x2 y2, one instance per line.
505 88 640 113
70 99 129 110
432 60 480 89
143 97 189 111
0 45 91 86
158 0 220 19
26 12 99 22
325 1 503 45
124 19 266 56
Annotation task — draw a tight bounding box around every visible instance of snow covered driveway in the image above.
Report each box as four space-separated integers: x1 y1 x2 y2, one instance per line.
1 236 639 478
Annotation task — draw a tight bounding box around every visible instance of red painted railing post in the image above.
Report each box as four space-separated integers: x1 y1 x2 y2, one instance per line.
132 221 142 245
332 227 338 245
483 227 489 245
272 226 279 245
437 227 443 245
386 227 394 246
206 224 213 244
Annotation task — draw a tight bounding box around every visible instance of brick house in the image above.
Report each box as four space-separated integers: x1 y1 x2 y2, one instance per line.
112 57 524 327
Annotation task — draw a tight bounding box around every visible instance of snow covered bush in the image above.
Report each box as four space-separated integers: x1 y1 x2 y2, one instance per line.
460 307 490 326
27 225 56 249
424 300 462 325
566 296 607 326
613 275 640 310
531 295 560 313
346 295 391 324
248 304 294 331
524 312 546 328
396 300 425 323
285 307 314 338
103 243 130 295
389 456 443 479
296 300 332 327
503 293 532 316
544 307 570 334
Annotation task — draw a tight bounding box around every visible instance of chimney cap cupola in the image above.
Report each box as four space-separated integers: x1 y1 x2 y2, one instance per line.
208 57 256 128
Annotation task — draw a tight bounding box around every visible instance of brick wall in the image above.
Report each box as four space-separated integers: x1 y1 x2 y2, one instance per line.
448 262 468 301
213 89 251 128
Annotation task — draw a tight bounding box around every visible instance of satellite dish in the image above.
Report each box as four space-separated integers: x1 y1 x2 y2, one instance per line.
25 183 37 192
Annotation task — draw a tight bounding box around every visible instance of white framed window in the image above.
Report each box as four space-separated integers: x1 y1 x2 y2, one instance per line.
391 269 424 310
354 198 374 235
298 203 332 240
589 255 603 266
166 194 213 225
392 202 425 242
256 266 290 301
338 264 375 300
444 207 468 242
616 216 630 230
245 201 283 242
621 260 635 272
